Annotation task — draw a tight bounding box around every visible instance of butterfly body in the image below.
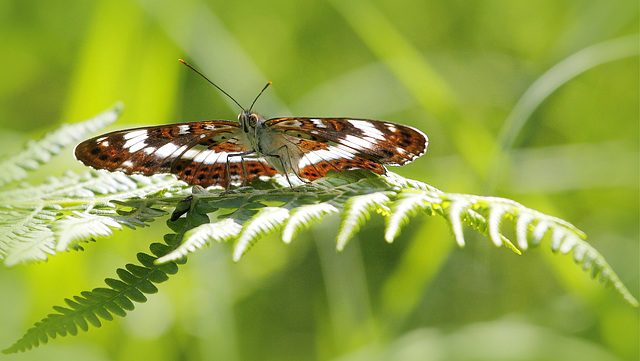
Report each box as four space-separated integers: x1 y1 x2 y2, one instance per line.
239 110 288 173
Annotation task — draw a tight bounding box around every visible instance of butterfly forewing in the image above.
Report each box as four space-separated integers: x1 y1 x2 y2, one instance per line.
74 120 277 188
266 117 428 181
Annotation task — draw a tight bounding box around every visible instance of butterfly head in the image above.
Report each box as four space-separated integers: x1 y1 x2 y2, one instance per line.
239 110 264 133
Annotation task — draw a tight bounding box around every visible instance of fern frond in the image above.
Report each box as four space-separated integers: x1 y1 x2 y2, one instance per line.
122 170 635 306
0 104 122 187
2 201 208 354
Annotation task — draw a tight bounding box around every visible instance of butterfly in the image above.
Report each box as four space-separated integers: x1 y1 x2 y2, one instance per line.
74 60 429 190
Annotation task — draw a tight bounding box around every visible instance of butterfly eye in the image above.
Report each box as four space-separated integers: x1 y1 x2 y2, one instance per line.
249 114 258 127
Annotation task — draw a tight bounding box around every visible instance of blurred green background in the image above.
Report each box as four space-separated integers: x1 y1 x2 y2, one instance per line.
0 0 638 360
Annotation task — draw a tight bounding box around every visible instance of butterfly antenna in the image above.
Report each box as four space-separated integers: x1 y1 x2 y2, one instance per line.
178 59 244 110
249 81 272 111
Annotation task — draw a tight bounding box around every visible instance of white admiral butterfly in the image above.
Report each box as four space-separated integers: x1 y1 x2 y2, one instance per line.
75 60 428 189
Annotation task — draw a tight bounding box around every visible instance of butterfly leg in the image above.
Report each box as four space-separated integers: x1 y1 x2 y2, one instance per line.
261 146 296 190
224 151 256 193
238 154 260 187
240 157 250 186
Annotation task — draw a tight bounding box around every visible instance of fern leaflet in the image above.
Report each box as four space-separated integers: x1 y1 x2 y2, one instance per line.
233 206 290 261
336 192 391 251
282 203 339 244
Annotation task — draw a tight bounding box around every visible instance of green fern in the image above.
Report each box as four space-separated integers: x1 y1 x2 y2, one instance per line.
1 108 637 354
144 171 636 307
2 205 207 354
0 168 185 265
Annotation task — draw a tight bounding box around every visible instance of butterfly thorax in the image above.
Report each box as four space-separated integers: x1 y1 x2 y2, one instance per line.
238 110 290 173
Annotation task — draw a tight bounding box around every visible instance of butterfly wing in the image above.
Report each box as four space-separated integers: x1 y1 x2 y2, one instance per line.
74 121 277 188
266 117 428 181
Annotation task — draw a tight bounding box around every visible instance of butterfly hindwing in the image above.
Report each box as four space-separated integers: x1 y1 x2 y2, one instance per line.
171 152 277 187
